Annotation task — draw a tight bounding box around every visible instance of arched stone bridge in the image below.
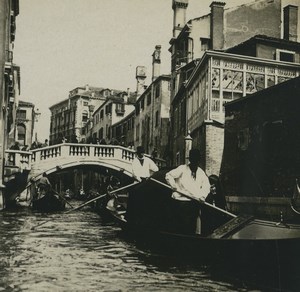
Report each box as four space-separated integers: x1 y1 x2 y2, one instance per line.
5 143 165 182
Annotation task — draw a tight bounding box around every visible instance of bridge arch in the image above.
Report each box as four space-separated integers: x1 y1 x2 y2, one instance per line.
31 160 134 182
29 143 137 181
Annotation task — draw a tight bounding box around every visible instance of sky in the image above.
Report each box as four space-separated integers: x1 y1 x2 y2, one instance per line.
13 0 269 141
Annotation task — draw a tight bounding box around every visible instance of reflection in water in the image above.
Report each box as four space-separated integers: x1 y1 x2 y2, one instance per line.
0 202 298 291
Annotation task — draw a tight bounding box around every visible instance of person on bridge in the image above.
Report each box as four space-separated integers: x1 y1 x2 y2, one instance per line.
131 146 159 182
10 141 20 150
42 139 49 147
165 148 211 235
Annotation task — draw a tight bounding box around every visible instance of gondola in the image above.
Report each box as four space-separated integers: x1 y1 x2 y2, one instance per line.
107 170 300 266
31 190 66 212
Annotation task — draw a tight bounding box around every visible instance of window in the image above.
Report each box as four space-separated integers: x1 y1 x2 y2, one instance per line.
135 103 140 116
17 109 26 119
103 90 111 97
141 98 145 110
276 49 295 62
107 126 111 139
136 124 140 141
17 124 26 145
83 101 88 106
105 104 112 115
155 83 160 98
155 111 159 127
212 99 220 112
115 103 125 115
200 38 210 51
99 127 103 139
147 93 151 105
82 111 88 122
100 109 104 119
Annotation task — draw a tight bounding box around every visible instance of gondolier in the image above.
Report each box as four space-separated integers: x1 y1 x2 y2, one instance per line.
126 146 159 223
165 149 211 234
31 173 66 212
37 172 52 196
132 146 159 182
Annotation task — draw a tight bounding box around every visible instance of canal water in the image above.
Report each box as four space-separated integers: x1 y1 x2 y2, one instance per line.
0 201 299 292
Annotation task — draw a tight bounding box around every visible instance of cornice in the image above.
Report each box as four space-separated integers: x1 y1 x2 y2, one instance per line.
186 50 300 89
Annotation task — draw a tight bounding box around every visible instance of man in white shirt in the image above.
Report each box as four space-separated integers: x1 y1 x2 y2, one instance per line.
132 146 159 182
165 149 211 234
126 146 159 223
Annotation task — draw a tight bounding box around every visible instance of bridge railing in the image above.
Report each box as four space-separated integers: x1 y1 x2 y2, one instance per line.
5 150 32 171
5 143 166 175
31 143 136 164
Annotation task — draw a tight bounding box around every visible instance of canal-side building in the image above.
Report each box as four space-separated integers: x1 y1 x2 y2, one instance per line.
185 35 300 176
221 76 300 220
0 0 20 208
89 91 136 145
8 100 35 149
169 0 300 167
134 46 171 160
49 85 127 145
111 109 135 149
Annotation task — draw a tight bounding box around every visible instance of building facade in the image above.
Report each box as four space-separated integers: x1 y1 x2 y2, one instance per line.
111 110 135 148
169 0 300 169
8 100 35 149
50 86 117 144
186 43 300 175
89 92 135 145
134 46 171 160
0 0 19 208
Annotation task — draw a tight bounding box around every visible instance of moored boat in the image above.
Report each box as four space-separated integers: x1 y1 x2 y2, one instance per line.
107 170 300 266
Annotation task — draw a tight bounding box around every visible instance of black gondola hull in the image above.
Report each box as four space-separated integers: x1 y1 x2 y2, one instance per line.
32 193 66 212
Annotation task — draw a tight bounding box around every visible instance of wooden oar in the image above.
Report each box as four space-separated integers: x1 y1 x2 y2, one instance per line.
31 181 138 230
150 177 236 218
50 187 74 209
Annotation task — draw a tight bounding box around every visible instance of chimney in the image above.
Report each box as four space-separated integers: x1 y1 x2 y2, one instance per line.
85 84 89 91
136 66 147 97
123 93 128 104
284 5 298 42
152 45 161 82
172 0 189 38
210 2 225 50
126 88 130 103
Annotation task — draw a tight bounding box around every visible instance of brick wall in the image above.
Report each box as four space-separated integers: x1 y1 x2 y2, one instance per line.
205 124 224 176
191 123 224 176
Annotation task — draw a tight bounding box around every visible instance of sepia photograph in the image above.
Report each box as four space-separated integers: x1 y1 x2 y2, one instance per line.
1 0 300 291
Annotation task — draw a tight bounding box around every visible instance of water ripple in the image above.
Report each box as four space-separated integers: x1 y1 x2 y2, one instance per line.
0 203 292 291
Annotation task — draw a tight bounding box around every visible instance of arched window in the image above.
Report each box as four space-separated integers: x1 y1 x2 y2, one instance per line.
17 124 26 145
